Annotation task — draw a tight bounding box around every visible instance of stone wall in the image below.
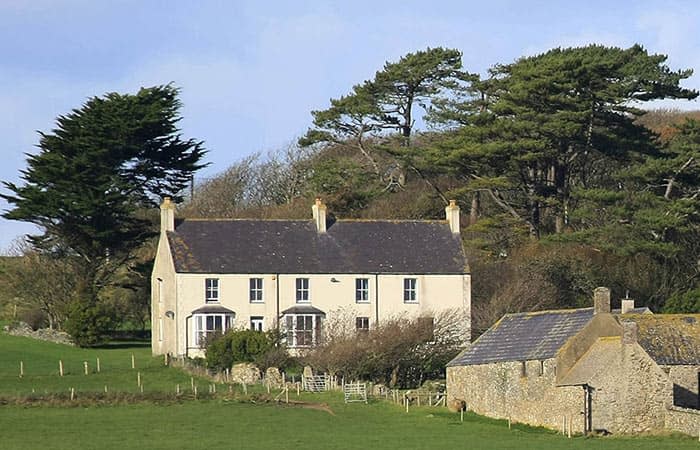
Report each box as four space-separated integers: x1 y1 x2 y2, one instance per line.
447 359 584 432
667 365 699 409
3 322 74 346
585 342 669 433
665 405 700 436
447 341 674 435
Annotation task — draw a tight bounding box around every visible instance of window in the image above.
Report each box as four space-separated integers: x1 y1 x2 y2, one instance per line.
403 278 417 303
157 278 163 305
205 278 219 303
538 360 544 376
355 278 369 303
249 278 263 303
193 313 233 347
296 278 310 303
250 316 264 332
285 314 322 347
356 316 370 332
520 361 527 378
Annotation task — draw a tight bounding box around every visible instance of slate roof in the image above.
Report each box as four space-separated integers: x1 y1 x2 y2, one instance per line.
281 305 326 316
167 219 467 274
191 304 235 315
624 315 700 365
448 308 594 366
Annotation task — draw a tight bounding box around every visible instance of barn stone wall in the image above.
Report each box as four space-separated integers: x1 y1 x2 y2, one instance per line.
447 359 584 432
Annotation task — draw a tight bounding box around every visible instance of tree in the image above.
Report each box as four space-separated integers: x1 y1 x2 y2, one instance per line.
2 84 206 344
300 47 471 191
430 44 697 238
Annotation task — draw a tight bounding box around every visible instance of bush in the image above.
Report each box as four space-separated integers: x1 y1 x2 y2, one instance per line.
63 298 116 347
302 310 464 388
205 329 276 371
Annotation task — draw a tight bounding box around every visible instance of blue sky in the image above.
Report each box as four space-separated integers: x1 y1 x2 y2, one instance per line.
1 0 699 251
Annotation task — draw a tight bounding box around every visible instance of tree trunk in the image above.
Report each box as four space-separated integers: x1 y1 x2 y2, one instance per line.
469 192 480 225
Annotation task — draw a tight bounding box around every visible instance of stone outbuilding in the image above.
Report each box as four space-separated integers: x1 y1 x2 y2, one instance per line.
447 287 700 435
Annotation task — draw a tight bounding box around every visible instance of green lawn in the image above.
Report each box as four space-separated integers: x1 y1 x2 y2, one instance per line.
0 332 697 449
0 331 196 395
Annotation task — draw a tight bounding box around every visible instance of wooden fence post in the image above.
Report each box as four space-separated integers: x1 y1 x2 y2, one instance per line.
59 360 64 377
19 361 24 378
84 361 89 375
96 357 100 373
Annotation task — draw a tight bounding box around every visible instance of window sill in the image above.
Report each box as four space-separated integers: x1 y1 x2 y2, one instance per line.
249 301 264 304
355 300 370 304
403 300 419 304
205 300 220 304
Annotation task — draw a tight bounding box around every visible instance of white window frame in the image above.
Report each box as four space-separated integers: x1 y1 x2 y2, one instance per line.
250 316 264 332
355 278 369 303
296 278 310 303
249 278 263 303
356 316 370 332
285 314 322 347
205 278 219 303
193 313 233 347
403 278 417 303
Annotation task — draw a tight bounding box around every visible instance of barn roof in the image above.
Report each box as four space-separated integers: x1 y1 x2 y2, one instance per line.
167 218 467 275
623 314 700 365
448 308 594 366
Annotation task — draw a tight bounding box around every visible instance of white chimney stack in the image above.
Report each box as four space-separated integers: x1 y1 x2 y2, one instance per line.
312 198 327 233
445 200 460 234
621 298 635 314
160 197 175 233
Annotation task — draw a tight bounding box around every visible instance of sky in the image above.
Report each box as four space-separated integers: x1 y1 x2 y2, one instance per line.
1 0 699 252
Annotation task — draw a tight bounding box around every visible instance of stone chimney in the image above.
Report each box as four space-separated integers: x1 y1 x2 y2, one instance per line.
312 198 327 233
621 321 638 345
593 287 611 315
445 200 460 234
621 297 635 314
160 196 175 233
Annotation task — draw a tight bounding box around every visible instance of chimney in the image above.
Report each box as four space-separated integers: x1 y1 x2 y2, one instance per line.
312 198 327 233
621 321 638 345
160 197 175 233
593 287 611 315
621 297 635 314
445 200 460 234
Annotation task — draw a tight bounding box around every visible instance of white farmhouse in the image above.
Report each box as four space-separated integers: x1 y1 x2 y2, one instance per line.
151 198 470 357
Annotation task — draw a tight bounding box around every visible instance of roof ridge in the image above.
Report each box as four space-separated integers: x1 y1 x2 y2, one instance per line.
504 307 593 318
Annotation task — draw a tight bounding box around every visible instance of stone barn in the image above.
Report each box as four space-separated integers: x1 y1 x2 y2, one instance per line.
447 287 700 435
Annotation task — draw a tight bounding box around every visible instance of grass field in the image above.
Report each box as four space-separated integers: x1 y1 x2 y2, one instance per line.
0 331 698 449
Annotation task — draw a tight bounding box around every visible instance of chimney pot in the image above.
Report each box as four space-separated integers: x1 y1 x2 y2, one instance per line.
593 287 611 315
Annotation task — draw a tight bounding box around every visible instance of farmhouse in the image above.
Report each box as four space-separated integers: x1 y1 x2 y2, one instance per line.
151 198 471 357
447 287 700 435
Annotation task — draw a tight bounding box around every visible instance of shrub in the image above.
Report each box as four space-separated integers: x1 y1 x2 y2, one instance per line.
205 329 276 371
303 310 464 388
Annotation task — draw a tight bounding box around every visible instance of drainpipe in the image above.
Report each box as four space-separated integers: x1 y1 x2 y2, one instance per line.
275 273 280 331
184 313 192 359
374 273 379 326
583 384 592 434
